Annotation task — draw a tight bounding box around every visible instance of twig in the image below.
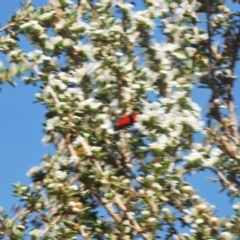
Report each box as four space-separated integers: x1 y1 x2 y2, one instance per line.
37 215 62 240
0 17 28 32
227 98 240 147
114 194 144 235
207 166 238 194
94 193 122 223
77 0 82 21
0 218 15 240
167 161 175 172
79 226 89 240
205 0 217 99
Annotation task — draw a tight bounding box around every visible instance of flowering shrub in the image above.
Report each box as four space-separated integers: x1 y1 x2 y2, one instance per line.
0 0 240 239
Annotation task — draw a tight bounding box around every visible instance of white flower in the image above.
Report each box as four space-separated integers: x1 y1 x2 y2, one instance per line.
199 33 209 41
203 156 218 167
146 175 155 181
70 22 89 31
232 203 240 210
122 179 130 184
171 91 187 100
195 218 204 224
138 189 145 195
41 135 52 144
7 49 23 61
160 98 172 105
68 185 79 191
51 36 63 45
146 190 154 197
62 0 73 4
149 135 168 151
121 87 135 101
96 114 112 130
44 40 54 50
73 135 88 146
225 222 234 229
39 11 55 20
183 215 193 224
27 50 43 59
115 52 123 56
162 208 171 214
210 148 222 157
110 25 123 33
116 2 134 10
20 20 38 29
20 186 28 191
55 170 67 180
147 217 157 223
72 207 81 213
62 38 75 47
191 195 201 201
219 232 233 240
172 52 186 60
55 19 67 30
68 201 76 207
45 116 60 131
185 150 203 161
26 166 42 177
153 163 162 168
78 98 102 110
133 11 155 29
195 203 207 212
181 186 195 195
16 225 25 231
49 78 67 90
136 176 144 182
152 182 162 190
122 220 130 225
91 146 102 152
216 14 225 20
210 217 219 225
185 47 197 57
141 210 150 216
29 229 44 237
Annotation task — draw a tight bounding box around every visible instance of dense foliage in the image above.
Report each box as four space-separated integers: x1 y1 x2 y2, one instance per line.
1 0 240 239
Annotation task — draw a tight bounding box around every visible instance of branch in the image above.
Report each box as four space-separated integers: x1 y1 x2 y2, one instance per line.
207 166 238 195
94 192 122 223
0 219 9 238
227 98 240 147
230 17 240 70
37 216 62 240
205 2 214 81
0 17 28 32
114 194 145 236
79 226 90 240
77 0 82 21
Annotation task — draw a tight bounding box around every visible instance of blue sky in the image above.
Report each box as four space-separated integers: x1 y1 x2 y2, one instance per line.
0 0 53 213
0 0 239 227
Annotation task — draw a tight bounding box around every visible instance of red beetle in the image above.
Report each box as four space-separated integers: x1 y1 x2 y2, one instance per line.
115 112 139 130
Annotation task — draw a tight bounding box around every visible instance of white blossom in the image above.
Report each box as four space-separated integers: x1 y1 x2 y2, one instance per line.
55 170 67 180
219 232 233 240
68 185 79 191
38 11 55 20
29 229 44 237
141 211 150 216
26 166 42 177
147 217 157 223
